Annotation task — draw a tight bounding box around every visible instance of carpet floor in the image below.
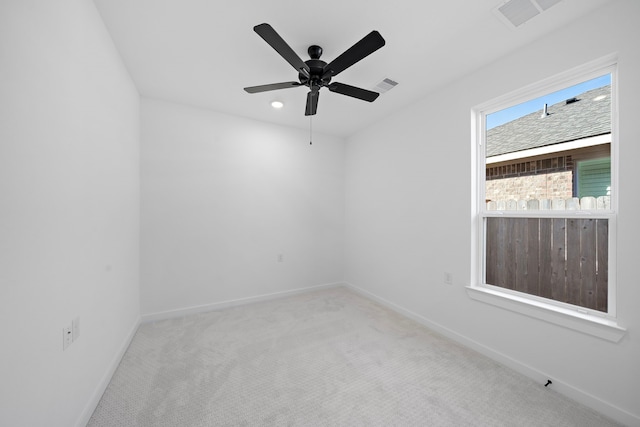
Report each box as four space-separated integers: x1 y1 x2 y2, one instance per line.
88 286 621 426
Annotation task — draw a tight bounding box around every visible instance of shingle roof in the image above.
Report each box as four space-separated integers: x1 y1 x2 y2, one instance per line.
486 85 611 157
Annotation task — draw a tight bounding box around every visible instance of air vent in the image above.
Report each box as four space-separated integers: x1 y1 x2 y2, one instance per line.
493 0 563 29
374 78 398 94
497 0 540 27
535 0 562 11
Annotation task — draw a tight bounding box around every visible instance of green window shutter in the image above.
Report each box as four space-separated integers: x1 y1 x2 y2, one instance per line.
578 157 611 198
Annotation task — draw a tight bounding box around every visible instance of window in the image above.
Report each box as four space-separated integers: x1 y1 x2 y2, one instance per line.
469 58 625 341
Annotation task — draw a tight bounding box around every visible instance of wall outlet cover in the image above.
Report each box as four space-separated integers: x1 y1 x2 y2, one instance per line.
444 272 453 285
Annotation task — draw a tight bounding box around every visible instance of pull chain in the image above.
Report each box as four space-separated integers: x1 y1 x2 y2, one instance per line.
308 90 313 145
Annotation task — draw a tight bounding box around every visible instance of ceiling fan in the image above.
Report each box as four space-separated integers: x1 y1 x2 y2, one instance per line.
244 23 386 116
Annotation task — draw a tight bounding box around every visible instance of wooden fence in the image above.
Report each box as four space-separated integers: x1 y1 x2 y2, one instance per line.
484 198 609 312
487 195 610 211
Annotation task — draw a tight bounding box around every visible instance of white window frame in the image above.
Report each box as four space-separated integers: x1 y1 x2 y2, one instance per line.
468 55 626 342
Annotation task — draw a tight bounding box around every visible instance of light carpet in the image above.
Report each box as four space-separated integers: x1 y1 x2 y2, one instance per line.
88 286 621 426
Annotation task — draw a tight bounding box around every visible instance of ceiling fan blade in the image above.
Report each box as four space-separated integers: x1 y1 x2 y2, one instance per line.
244 82 302 93
254 23 311 77
305 90 319 116
328 82 379 102
322 31 385 78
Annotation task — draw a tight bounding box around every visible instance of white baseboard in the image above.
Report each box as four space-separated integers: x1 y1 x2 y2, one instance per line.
344 282 638 427
75 315 141 427
141 282 344 323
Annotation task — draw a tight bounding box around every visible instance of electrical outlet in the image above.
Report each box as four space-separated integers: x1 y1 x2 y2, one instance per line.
444 272 453 285
72 317 80 341
63 325 73 350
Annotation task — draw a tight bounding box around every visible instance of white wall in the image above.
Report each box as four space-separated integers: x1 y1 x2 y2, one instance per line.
0 1 140 426
344 0 640 425
140 99 345 316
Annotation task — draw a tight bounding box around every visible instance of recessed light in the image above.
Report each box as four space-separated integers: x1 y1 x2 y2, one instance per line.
271 101 284 109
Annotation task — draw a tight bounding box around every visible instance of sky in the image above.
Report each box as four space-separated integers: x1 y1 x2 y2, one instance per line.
486 74 611 130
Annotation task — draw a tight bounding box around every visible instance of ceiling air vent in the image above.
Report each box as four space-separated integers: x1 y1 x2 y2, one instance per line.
535 0 562 11
374 78 398 94
493 0 563 29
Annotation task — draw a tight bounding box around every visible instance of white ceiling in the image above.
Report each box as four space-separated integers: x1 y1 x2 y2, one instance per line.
93 0 611 138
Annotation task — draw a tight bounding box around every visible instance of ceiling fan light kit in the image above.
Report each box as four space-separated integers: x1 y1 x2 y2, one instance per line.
244 23 386 116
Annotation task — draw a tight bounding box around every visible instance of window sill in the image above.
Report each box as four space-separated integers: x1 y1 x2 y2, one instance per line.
465 285 626 342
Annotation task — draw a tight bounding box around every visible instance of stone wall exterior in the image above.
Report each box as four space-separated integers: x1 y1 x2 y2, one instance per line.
485 155 574 202
486 170 573 201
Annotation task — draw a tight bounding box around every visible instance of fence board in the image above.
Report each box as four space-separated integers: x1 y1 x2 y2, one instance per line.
504 218 516 290
538 219 553 299
514 218 527 293
526 218 540 295
597 220 609 312
581 197 597 209
485 218 498 286
581 219 597 310
597 196 610 210
552 199 566 210
497 217 509 289
566 219 581 306
551 218 567 303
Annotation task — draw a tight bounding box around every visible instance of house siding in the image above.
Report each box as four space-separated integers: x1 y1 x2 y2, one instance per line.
486 155 574 202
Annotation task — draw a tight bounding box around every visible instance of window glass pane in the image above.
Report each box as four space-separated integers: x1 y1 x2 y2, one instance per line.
485 75 611 211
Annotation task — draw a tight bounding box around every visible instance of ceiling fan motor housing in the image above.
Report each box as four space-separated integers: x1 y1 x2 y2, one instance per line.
299 46 330 90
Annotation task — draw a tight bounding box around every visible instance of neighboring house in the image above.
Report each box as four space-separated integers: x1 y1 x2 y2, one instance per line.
485 85 611 204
